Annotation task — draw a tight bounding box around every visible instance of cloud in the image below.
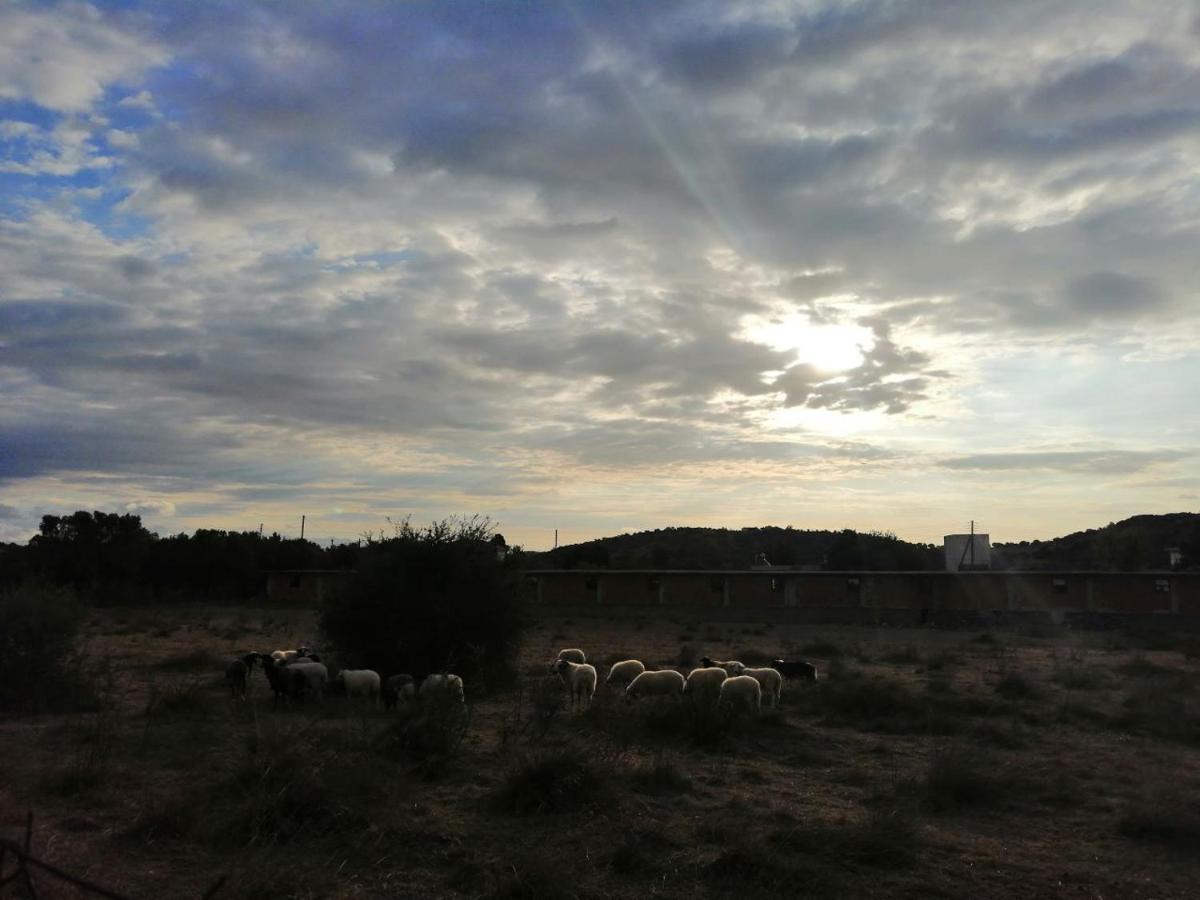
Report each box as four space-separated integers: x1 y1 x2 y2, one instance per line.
0 3 165 112
0 1 1198 544
123 499 176 517
941 449 1190 475
1062 271 1166 318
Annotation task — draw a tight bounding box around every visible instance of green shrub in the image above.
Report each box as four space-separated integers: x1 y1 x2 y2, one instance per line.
0 581 89 712
320 516 524 687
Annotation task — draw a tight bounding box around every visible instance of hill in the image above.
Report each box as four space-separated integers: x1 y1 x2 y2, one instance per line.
992 512 1200 571
524 526 940 571
525 513 1200 572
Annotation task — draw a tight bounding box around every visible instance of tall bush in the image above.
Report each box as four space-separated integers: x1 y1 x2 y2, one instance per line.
0 581 87 711
319 517 524 687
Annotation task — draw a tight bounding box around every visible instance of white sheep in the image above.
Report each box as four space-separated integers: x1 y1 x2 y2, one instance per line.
420 673 465 705
718 674 762 713
683 666 728 705
742 667 784 708
334 669 381 705
604 659 646 689
554 659 598 712
286 660 328 698
700 656 746 676
555 648 586 664
624 669 686 704
270 646 311 664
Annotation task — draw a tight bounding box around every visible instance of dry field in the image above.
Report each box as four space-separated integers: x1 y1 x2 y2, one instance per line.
3 607 1200 899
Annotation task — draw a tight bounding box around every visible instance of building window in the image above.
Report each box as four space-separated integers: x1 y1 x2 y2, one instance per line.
1052 578 1068 595
1154 579 1170 593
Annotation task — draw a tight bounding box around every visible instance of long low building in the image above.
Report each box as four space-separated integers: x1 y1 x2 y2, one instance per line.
523 569 1200 626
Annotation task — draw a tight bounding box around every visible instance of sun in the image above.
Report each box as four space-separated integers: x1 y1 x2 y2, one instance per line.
740 312 874 373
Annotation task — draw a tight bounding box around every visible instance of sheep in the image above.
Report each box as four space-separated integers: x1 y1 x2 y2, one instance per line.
283 652 322 665
382 674 416 711
270 646 311 664
420 673 465 705
554 659 598 712
771 659 817 682
700 656 746 676
286 660 328 699
555 648 586 665
333 669 381 706
624 669 686 704
604 659 646 689
741 667 784 708
718 674 762 714
225 653 258 700
257 653 306 707
683 666 728 705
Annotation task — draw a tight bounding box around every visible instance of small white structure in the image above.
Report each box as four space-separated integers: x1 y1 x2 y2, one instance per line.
944 533 991 571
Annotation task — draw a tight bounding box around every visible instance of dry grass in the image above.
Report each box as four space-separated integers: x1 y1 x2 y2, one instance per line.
2 608 1199 898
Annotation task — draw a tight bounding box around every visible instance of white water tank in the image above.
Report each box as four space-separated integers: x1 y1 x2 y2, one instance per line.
944 533 991 571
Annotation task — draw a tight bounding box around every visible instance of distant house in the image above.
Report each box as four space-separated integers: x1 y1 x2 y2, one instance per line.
265 569 355 606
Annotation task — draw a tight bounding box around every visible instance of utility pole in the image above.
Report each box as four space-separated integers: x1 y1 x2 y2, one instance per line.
301 515 306 541
554 529 558 550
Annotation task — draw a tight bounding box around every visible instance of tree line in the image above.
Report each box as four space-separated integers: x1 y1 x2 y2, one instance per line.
0 510 359 603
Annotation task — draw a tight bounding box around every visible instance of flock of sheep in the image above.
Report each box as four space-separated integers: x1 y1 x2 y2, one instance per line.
224 647 464 711
224 643 817 718
552 649 817 714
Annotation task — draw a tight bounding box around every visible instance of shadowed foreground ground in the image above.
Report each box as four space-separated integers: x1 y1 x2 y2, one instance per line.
3 607 1199 898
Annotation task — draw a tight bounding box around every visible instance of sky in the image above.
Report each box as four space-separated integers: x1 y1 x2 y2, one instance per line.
1 0 1198 550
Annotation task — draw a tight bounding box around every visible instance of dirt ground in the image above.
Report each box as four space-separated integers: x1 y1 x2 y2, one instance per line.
3 606 1199 899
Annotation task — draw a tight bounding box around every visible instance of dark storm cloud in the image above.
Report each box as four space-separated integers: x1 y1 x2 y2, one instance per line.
1062 272 1166 318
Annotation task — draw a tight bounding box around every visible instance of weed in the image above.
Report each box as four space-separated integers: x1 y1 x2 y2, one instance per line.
1117 683 1200 744
1052 664 1113 691
1118 786 1200 849
882 644 921 664
491 747 607 815
629 749 692 794
920 745 1004 813
149 649 224 672
800 639 843 658
770 805 922 868
994 670 1037 700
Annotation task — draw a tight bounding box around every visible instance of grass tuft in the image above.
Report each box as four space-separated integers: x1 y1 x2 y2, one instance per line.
491 747 607 815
